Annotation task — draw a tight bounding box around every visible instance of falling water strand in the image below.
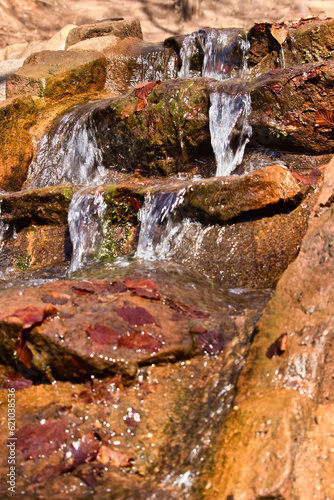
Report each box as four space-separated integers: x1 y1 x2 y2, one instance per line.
209 92 252 177
178 33 200 78
68 189 107 273
136 190 186 261
0 200 9 279
26 100 109 189
202 30 240 80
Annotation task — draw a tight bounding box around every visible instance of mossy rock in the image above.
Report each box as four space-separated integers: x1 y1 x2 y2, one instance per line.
6 50 107 102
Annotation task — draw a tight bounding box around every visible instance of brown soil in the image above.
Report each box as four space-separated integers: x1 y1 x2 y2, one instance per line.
1 0 334 48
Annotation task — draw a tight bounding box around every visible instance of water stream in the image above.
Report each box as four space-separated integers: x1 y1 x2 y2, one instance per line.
67 188 107 273
26 100 110 189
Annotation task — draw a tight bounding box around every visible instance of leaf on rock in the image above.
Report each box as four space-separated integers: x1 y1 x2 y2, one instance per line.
16 418 69 459
197 331 225 355
268 82 283 100
72 281 108 295
3 371 33 390
16 339 33 369
69 432 101 467
135 98 147 112
126 196 141 211
134 80 161 100
115 306 156 326
270 25 288 45
107 281 128 294
11 305 57 329
266 332 288 358
124 278 160 300
120 103 136 119
315 110 334 128
117 331 163 352
165 298 210 318
97 445 133 467
134 80 161 112
86 324 120 344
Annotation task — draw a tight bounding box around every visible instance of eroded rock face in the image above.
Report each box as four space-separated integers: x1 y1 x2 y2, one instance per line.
207 158 334 498
6 50 107 101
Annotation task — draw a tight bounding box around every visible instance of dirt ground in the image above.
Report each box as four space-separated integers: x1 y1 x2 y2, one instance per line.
1 0 334 48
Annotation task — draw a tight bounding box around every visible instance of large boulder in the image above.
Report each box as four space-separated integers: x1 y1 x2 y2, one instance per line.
6 50 107 102
65 18 143 49
207 158 334 498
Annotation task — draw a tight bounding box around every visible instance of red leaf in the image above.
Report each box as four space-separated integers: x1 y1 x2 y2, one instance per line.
17 418 69 459
127 196 141 211
197 331 225 355
72 281 108 295
134 80 161 100
70 432 101 467
107 281 128 293
10 305 57 329
117 331 163 352
268 82 283 100
115 306 156 326
3 371 33 390
86 324 120 344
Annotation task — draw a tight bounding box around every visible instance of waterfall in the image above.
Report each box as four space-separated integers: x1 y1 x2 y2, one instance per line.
177 33 200 79
68 189 107 273
26 100 110 189
209 92 252 177
136 190 186 261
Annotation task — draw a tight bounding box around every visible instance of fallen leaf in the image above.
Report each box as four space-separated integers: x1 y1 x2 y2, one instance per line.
97 445 133 467
270 25 288 45
134 80 161 100
70 432 101 467
10 305 57 329
72 281 108 295
17 418 69 459
268 82 283 100
165 298 210 318
315 109 334 128
107 281 128 294
16 339 33 369
266 332 288 358
291 170 312 185
117 331 163 352
124 278 160 300
135 98 147 112
126 196 141 211
115 306 156 326
86 324 120 344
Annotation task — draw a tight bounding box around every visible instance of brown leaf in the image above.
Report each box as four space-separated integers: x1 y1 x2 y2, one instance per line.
16 339 33 369
86 324 120 344
97 445 133 467
165 298 210 318
124 278 160 300
197 331 225 355
135 98 147 112
266 332 288 358
17 418 69 459
268 82 283 100
126 196 141 211
117 331 163 352
120 103 136 119
134 80 161 100
315 109 334 128
270 25 288 45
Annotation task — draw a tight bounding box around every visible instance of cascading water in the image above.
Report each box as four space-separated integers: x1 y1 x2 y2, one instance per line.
67 188 107 273
136 190 186 260
209 92 252 177
26 100 110 189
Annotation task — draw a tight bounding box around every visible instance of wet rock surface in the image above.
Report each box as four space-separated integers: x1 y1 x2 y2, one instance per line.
0 13 334 500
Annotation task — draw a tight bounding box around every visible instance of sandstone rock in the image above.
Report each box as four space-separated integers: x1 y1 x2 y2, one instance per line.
208 158 334 497
0 58 24 101
0 96 44 191
236 59 334 153
247 17 334 74
0 43 28 61
65 18 143 50
6 50 107 102
69 36 178 94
